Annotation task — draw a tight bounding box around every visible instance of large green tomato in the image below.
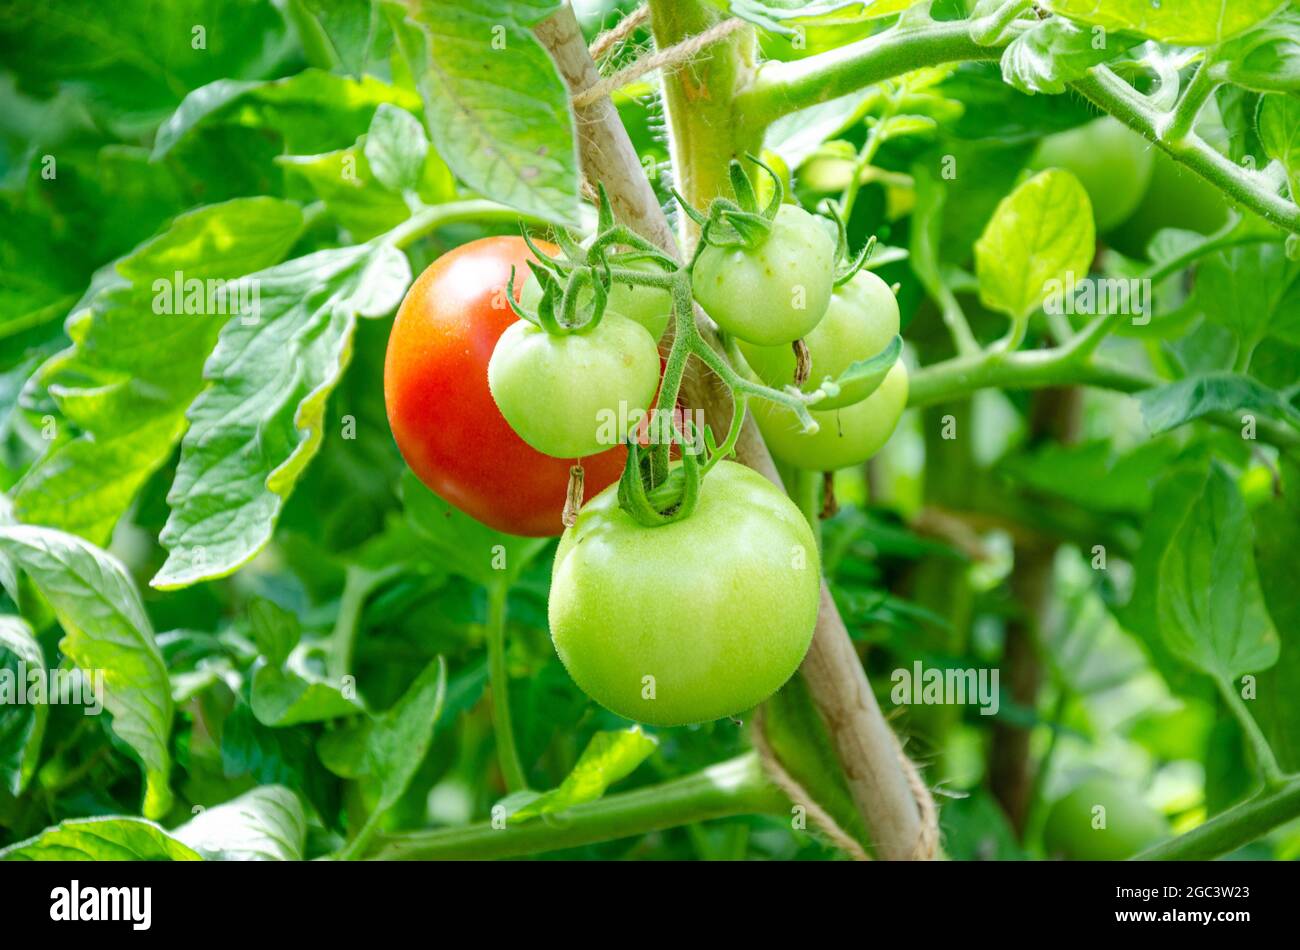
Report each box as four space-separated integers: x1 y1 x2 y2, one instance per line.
519 257 673 342
1031 117 1154 232
753 361 908 471
739 269 899 410
692 204 836 346
549 460 821 726
488 313 660 459
1042 777 1170 860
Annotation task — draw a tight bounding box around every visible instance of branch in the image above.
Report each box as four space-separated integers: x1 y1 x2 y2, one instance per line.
536 3 931 860
908 347 1300 453
367 753 783 859
734 18 1000 128
1138 777 1300 861
738 20 1300 234
1072 68 1300 233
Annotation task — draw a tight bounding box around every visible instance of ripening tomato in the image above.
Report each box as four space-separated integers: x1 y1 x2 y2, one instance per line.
752 360 909 471
739 268 899 410
549 461 821 726
384 236 626 537
691 204 836 346
1042 777 1170 860
488 313 661 459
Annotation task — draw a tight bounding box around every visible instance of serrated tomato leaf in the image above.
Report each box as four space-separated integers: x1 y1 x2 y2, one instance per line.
152 241 411 589
0 526 173 818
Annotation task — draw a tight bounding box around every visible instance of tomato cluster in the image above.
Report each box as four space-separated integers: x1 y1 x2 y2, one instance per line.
384 172 908 726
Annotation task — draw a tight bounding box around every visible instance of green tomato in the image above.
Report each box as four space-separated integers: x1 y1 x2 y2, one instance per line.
691 204 836 346
753 361 908 471
739 269 899 410
519 258 672 341
549 460 821 726
1042 777 1170 860
488 313 660 460
1031 117 1154 232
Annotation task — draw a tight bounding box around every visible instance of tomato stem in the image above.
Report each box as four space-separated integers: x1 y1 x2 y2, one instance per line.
486 581 528 794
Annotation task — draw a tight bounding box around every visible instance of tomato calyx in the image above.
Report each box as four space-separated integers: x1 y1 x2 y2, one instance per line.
822 203 874 287
676 154 786 255
506 187 679 338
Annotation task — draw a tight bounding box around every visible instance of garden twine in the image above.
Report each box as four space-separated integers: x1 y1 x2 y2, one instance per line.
575 14 746 108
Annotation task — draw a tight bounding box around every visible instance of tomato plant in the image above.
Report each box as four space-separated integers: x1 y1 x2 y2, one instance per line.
2 0 1300 879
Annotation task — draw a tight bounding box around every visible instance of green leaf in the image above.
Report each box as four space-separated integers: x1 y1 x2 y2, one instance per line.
397 1 580 225
0 526 174 818
153 70 421 160
1001 17 1133 95
1157 462 1280 683
509 726 658 823
250 659 364 727
1137 372 1300 434
0 817 201 861
0 616 47 796
173 786 307 861
975 169 1095 323
364 102 430 193
0 0 291 128
1046 0 1285 46
720 0 909 35
402 471 550 588
362 656 447 815
289 0 394 76
1253 459 1300 771
1000 437 1181 513
1220 11 1300 94
152 241 412 589
820 335 902 405
12 198 305 545
278 109 454 241
1258 93 1300 202
247 598 301 667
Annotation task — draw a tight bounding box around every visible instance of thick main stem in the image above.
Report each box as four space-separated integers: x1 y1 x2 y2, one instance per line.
536 3 929 859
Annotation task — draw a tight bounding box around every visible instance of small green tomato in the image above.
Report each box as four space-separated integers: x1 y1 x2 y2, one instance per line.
739 268 899 410
752 361 909 471
488 313 661 460
691 204 836 346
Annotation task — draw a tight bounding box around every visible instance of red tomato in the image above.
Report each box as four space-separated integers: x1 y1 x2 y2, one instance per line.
384 236 627 536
